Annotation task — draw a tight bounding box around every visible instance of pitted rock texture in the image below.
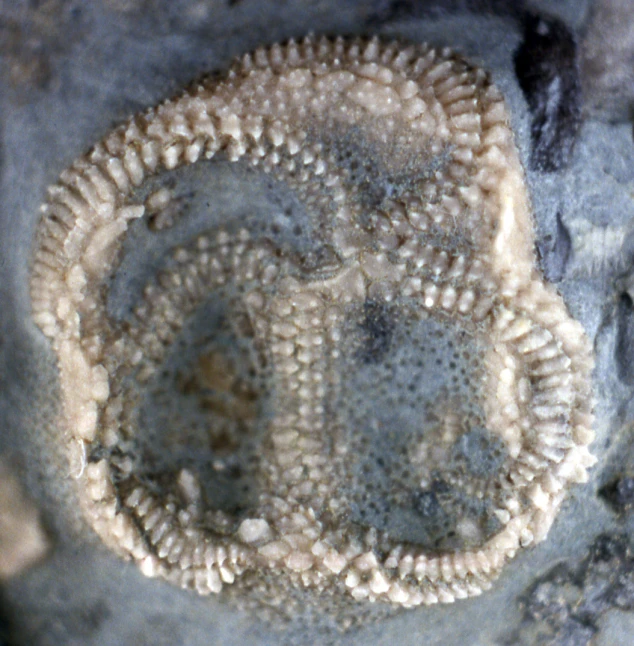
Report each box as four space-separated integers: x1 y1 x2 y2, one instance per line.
504 534 634 646
29 35 595 623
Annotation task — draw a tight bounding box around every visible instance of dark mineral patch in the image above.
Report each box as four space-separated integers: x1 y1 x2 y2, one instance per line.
357 301 394 364
599 476 634 513
537 212 572 283
514 13 582 172
615 293 634 385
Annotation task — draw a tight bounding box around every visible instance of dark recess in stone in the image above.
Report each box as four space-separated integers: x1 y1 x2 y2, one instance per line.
599 475 634 512
537 211 571 283
0 593 12 646
0 591 112 646
514 13 582 172
615 292 634 385
504 534 634 646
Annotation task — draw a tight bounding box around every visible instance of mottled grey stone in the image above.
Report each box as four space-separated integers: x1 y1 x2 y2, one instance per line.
581 0 634 121
2 0 634 644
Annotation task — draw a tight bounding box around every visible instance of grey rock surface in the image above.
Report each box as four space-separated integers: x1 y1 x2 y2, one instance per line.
580 0 634 121
2 0 634 644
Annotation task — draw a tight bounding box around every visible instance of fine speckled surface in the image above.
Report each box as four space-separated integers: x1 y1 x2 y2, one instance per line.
4 1 634 645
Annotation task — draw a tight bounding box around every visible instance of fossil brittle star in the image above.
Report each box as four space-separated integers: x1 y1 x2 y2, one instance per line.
30 36 596 612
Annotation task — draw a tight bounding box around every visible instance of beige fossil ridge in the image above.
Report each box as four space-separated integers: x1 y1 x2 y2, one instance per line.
30 35 595 617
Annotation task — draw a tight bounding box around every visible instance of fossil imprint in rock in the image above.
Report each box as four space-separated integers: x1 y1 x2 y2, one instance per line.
30 36 596 611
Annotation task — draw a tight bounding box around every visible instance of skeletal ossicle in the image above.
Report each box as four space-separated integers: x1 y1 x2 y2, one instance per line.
30 36 596 614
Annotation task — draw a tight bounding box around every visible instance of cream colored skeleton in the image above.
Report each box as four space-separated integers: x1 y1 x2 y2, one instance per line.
30 36 595 609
